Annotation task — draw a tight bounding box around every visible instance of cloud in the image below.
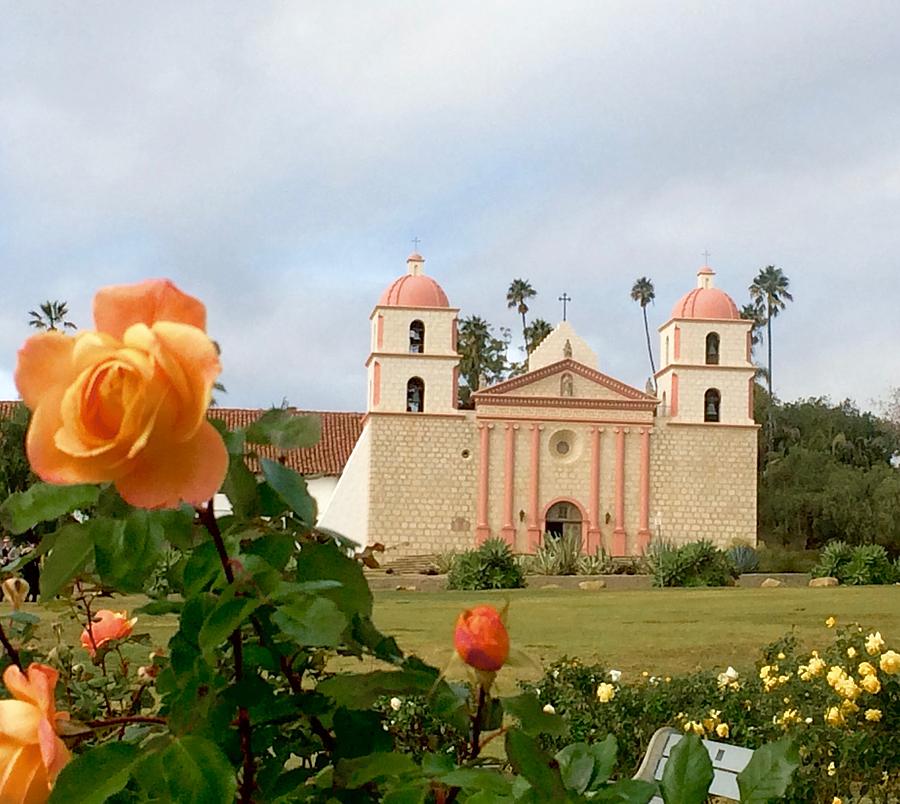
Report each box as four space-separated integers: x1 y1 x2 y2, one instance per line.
1 2 898 412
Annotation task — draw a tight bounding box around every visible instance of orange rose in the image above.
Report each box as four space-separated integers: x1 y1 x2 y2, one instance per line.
454 605 509 672
15 279 227 509
0 663 70 802
80 609 137 657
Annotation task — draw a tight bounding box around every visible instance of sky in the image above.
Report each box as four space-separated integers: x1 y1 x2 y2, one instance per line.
1 2 898 414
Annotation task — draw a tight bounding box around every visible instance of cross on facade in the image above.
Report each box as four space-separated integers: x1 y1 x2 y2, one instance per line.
411 237 421 251
702 249 712 264
558 292 571 321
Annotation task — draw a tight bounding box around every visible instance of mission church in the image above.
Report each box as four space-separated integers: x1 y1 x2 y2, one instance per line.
314 252 758 558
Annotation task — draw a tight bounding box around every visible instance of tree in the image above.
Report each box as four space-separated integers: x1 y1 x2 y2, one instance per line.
524 318 553 355
740 300 766 351
28 300 77 331
506 279 536 352
630 277 656 387
456 316 510 408
748 266 793 398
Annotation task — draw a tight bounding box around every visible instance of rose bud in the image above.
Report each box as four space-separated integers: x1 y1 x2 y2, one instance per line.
454 605 510 672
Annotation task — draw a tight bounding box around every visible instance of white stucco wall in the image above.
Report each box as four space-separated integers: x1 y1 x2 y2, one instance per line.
318 423 372 548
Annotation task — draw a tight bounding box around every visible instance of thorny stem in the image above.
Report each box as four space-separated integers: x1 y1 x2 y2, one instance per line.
0 619 23 670
199 501 256 803
87 715 167 729
470 684 488 759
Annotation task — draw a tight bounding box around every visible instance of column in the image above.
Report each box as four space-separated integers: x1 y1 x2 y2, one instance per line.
612 427 627 555
637 427 651 552
500 423 517 546
526 424 542 551
587 427 603 553
475 423 492 543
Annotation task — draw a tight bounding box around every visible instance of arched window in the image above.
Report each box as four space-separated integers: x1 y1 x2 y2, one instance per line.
409 320 425 353
704 388 721 422
705 332 720 365
661 391 667 416
406 377 425 412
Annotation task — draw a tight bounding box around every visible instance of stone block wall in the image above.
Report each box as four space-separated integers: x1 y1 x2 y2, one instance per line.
367 412 476 557
650 421 757 547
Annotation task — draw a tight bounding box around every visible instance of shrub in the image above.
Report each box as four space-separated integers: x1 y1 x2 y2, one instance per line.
526 622 900 802
646 539 738 587
533 531 582 575
446 537 526 590
433 550 457 575
727 544 759 574
811 541 898 584
577 547 615 576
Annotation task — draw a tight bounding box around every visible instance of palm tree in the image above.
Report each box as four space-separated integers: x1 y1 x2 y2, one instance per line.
457 316 508 407
524 318 553 355
749 266 793 398
630 277 656 388
740 301 766 351
28 300 77 332
506 279 536 351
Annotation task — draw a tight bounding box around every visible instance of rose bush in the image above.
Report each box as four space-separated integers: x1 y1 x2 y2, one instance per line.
14 279 227 509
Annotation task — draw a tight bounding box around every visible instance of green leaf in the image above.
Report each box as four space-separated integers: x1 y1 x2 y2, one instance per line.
383 785 428 804
438 768 512 794
223 452 259 520
40 523 94 600
152 736 237 803
591 779 658 803
333 708 392 759
335 751 418 788
93 510 165 592
135 599 183 616
245 409 321 450
0 482 99 534
659 734 713 804
505 730 569 801
260 458 316 524
153 506 197 550
272 595 347 646
49 742 140 804
183 540 223 596
295 541 372 618
555 743 595 795
317 669 438 709
198 595 262 656
503 692 567 736
736 738 800 803
588 734 618 788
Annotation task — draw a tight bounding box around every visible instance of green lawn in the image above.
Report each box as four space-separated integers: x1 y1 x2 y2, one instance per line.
5 586 898 686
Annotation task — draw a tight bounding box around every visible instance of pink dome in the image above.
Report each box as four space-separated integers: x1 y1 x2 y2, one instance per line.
671 287 740 320
378 274 450 307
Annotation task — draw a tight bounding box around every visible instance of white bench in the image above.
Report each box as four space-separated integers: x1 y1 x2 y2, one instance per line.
633 726 755 803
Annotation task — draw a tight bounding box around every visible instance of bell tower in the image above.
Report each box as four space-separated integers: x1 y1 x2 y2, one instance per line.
367 253 461 415
656 265 755 425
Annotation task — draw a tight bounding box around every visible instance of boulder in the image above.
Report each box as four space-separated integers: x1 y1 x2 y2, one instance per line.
578 580 607 591
809 577 839 588
394 585 417 591
760 578 783 588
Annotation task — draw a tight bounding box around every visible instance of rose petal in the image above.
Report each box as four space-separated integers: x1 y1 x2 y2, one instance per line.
0 701 42 745
0 742 48 804
37 718 68 778
14 332 75 411
3 665 58 716
94 279 206 340
115 420 227 508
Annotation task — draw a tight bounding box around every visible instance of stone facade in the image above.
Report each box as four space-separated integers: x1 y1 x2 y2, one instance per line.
320 257 758 558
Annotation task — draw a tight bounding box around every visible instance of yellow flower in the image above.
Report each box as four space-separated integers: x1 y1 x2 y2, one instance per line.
715 723 729 738
777 708 802 727
824 706 844 726
860 675 880 695
834 677 861 701
825 616 836 628
827 761 836 776
826 666 846 687
777 652 785 660
832 798 842 804
879 650 900 675
596 683 616 703
865 631 885 656
846 646 856 659
857 661 877 677
759 665 772 679
839 699 859 716
864 708 882 722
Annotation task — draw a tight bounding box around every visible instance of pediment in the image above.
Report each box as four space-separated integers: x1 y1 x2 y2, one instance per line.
472 359 657 409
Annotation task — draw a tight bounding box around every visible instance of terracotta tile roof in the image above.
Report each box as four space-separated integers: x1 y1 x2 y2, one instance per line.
207 408 364 476
0 402 363 478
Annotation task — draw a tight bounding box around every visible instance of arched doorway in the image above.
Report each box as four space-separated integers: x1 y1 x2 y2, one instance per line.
543 499 584 542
